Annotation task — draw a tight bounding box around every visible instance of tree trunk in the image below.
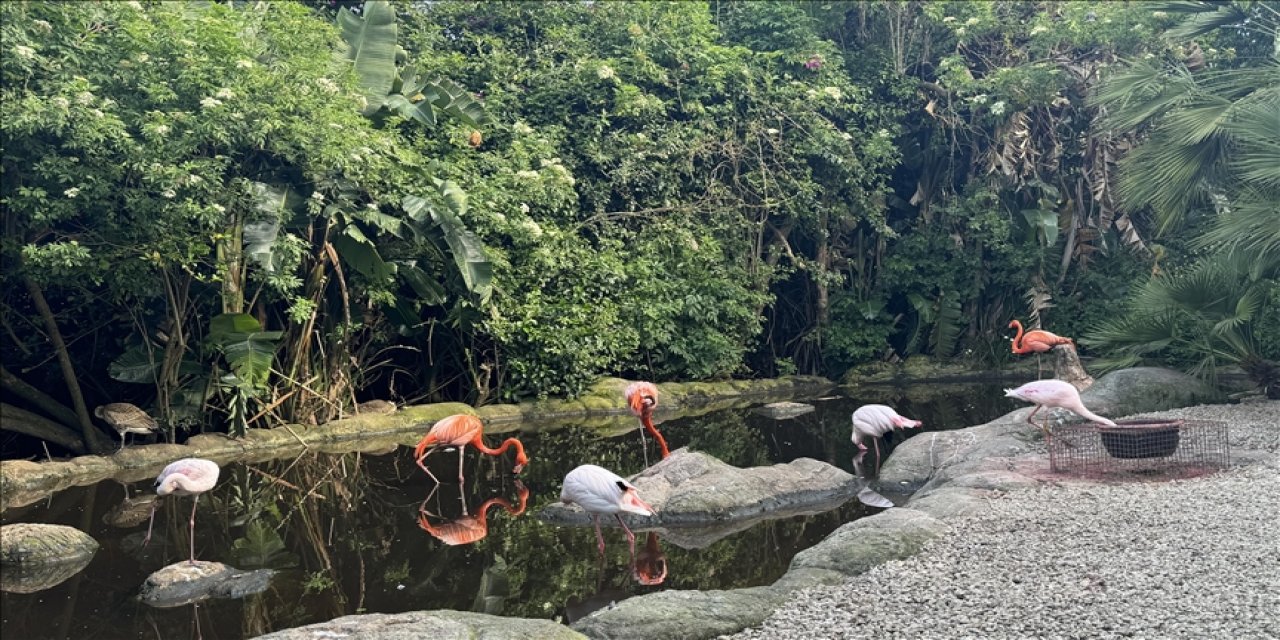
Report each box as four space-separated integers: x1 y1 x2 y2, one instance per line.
22 276 111 453
1054 345 1095 390
0 403 87 453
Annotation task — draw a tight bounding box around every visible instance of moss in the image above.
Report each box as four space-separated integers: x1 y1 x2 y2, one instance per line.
476 403 525 423
397 402 476 424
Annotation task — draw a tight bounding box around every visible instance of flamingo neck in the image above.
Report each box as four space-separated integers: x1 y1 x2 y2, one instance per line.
641 412 671 458
1010 320 1025 351
473 436 526 460
1073 405 1116 427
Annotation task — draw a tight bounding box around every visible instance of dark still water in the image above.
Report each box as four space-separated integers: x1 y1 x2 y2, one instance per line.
1 383 1020 639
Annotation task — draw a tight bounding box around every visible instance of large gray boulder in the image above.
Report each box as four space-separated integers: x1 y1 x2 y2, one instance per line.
781 508 946 587
570 586 788 640
0 523 98 593
252 610 585 640
140 560 275 608
540 449 858 545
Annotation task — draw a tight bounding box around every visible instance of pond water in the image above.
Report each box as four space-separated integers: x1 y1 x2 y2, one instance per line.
1 382 1021 639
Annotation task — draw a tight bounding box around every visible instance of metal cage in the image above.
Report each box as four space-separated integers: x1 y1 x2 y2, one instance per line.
1048 419 1230 479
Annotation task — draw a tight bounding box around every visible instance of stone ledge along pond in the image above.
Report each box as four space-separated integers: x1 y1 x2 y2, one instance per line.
1 382 1019 640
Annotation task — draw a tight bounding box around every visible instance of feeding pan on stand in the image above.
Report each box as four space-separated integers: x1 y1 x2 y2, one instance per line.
1098 419 1183 459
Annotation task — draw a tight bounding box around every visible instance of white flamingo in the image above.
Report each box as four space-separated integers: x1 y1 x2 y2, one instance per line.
560 464 655 557
851 404 923 468
1004 379 1115 441
143 458 220 564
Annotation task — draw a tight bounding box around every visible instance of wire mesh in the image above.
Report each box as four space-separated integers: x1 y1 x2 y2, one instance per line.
1048 419 1230 479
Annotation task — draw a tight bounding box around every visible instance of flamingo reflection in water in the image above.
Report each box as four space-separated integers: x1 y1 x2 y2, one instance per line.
630 532 667 586
417 481 530 546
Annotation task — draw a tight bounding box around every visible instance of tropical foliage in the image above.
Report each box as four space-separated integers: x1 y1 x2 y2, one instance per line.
1 0 1276 454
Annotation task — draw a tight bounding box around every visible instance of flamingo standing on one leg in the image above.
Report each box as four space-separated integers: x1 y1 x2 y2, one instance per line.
560 464 655 558
1004 379 1115 442
143 458 220 565
413 415 528 501
625 382 670 466
851 404 923 472
1009 319 1076 377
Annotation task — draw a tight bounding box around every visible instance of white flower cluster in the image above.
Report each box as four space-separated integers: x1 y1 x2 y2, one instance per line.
200 97 223 109
315 78 339 94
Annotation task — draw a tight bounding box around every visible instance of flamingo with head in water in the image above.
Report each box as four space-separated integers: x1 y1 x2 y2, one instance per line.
625 381 669 464
1005 379 1115 441
851 404 922 470
413 415 528 497
143 457 220 564
560 464 655 557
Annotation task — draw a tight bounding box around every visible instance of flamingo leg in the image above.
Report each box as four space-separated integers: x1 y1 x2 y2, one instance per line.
593 515 606 557
118 434 126 452
616 513 637 560
873 438 882 475
458 446 469 516
638 428 650 468
188 494 199 565
417 448 441 485
143 498 159 548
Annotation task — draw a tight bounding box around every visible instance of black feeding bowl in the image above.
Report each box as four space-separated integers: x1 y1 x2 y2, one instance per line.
1099 419 1183 459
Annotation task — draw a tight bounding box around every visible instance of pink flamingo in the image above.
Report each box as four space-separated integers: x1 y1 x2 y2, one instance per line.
1004 379 1115 440
1009 319 1076 377
625 381 669 465
851 404 923 468
413 415 528 496
560 464 655 557
143 458 220 564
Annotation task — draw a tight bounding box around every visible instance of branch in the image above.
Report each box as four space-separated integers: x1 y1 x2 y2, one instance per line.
0 364 81 429
0 403 87 454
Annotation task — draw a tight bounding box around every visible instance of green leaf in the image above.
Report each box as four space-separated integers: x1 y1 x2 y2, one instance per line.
402 192 492 301
108 345 161 384
333 230 395 283
208 314 279 389
338 0 398 116
398 262 446 305
210 313 262 339
420 77 494 126
1020 208 1058 246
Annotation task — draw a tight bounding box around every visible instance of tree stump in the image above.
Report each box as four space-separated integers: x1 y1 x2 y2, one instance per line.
1053 345 1094 390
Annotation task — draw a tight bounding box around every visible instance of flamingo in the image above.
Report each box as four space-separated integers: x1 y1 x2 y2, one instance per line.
413 415 528 499
1004 379 1115 442
560 464 655 558
625 381 669 465
851 404 922 472
417 481 530 546
1009 319 1076 377
143 458 220 564
631 532 667 586
95 403 161 451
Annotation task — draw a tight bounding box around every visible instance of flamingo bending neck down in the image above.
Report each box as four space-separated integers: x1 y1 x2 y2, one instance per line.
1004 379 1115 442
851 404 923 473
144 458 220 564
625 381 669 465
418 481 530 546
414 415 529 506
560 464 655 558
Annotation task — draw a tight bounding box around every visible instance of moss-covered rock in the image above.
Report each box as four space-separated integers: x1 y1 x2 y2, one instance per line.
253 610 585 640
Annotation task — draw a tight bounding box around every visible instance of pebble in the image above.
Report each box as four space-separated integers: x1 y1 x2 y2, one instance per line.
726 402 1280 640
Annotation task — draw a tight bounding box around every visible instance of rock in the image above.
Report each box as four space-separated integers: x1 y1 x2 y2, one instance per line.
752 402 815 420
540 449 858 537
570 586 787 640
1081 367 1218 416
785 508 946 579
0 523 99 593
140 560 274 608
251 610 585 640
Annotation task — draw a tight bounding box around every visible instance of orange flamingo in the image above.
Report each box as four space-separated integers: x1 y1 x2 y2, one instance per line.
1008 319 1075 354
413 415 528 490
625 381 670 464
417 481 530 546
631 532 668 586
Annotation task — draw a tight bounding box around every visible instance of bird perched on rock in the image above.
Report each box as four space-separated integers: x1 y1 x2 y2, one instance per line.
1004 379 1115 442
95 403 161 451
356 399 397 415
560 464 654 558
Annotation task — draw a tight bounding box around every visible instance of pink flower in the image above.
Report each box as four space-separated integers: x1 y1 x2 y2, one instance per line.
804 55 823 71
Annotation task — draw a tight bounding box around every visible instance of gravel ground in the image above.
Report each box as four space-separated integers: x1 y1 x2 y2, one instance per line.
728 401 1280 640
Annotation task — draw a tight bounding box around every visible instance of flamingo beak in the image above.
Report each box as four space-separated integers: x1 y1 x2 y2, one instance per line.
621 489 655 517
513 463 526 474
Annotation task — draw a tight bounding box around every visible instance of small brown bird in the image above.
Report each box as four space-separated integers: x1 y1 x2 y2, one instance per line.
95 403 160 451
356 399 397 415
468 130 483 147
